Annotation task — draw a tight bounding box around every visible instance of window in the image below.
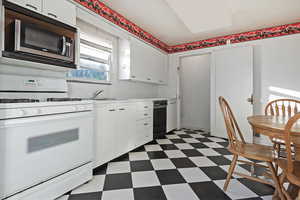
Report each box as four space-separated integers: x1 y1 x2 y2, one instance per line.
67 19 113 83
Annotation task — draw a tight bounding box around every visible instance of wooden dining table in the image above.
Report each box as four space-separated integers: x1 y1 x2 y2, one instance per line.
248 115 300 200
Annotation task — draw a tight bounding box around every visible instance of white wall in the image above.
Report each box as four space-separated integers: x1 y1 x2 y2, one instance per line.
159 33 300 128
180 54 210 130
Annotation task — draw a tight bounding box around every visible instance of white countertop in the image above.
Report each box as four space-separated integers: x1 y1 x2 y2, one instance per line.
93 97 176 104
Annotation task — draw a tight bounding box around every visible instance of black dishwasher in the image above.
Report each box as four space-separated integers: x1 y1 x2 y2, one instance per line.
153 100 167 139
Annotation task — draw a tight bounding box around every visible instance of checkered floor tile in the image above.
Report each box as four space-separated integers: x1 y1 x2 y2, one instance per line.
57 129 275 200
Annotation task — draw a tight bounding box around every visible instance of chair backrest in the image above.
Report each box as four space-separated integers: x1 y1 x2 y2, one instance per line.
218 96 246 147
284 113 300 174
265 99 300 117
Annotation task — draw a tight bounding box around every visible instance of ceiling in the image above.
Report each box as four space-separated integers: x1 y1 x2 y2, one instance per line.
101 0 300 45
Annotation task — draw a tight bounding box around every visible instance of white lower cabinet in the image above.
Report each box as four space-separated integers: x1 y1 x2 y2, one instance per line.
94 101 153 168
94 103 117 167
115 103 136 156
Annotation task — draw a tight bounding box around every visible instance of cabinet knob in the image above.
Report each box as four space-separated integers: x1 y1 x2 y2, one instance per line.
147 78 151 81
131 75 136 78
48 13 58 18
144 123 149 126
108 109 116 112
144 114 148 116
26 4 37 10
119 108 125 111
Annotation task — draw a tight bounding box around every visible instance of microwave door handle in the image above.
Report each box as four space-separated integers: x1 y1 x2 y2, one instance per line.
61 36 66 56
14 19 21 51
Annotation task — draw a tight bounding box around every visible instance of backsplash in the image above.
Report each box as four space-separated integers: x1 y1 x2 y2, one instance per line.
67 81 158 99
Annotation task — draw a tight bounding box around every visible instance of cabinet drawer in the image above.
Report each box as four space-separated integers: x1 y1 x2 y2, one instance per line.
138 118 153 129
137 119 153 141
137 102 153 111
137 110 153 120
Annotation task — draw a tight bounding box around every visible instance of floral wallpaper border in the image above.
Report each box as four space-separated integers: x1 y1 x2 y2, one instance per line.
74 0 169 52
168 22 300 53
74 0 300 54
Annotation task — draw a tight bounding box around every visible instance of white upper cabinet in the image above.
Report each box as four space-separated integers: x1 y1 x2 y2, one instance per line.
119 36 168 85
7 0 42 13
42 0 76 26
6 0 76 26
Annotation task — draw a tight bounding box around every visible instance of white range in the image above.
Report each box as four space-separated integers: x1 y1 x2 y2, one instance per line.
0 75 94 200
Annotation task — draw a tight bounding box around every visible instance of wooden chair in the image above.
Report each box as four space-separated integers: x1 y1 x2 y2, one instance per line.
219 97 285 199
265 99 300 157
276 113 300 200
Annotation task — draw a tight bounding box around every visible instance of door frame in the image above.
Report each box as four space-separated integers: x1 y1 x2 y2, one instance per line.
176 52 212 131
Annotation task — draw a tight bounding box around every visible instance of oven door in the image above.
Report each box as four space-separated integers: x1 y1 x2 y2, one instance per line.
14 19 73 62
0 111 93 199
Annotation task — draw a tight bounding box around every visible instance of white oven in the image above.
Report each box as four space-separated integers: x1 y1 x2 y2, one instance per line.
0 109 93 199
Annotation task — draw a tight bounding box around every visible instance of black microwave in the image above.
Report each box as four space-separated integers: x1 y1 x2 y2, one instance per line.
3 2 77 69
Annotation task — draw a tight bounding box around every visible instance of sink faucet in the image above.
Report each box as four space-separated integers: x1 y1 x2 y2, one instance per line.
93 89 104 99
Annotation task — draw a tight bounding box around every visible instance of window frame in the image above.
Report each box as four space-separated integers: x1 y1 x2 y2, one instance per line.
67 36 113 85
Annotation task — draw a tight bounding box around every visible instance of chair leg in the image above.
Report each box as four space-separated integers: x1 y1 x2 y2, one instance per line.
267 162 285 200
280 173 292 200
223 154 238 191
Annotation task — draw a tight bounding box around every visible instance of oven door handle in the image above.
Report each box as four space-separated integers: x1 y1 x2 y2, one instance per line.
0 111 92 128
61 36 66 56
14 19 21 51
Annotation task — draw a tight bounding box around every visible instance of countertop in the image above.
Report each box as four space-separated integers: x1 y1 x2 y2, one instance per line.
93 97 176 104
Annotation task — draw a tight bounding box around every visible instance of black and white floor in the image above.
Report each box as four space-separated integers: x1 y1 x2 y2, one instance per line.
57 129 274 200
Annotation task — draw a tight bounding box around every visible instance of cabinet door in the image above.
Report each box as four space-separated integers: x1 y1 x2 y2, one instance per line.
116 103 136 155
8 0 42 13
94 104 117 167
130 37 152 82
43 0 76 26
155 51 168 84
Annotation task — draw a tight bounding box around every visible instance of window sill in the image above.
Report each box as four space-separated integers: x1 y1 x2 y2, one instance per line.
67 77 112 85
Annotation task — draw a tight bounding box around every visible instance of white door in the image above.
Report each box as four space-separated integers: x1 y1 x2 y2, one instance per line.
180 54 211 131
212 46 253 142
